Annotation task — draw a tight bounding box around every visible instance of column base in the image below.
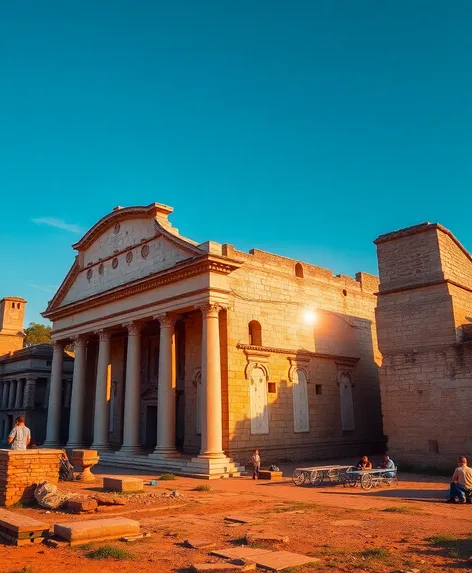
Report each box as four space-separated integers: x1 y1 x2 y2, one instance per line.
66 443 87 450
150 446 179 459
116 445 144 456
198 450 227 459
184 455 244 478
91 443 113 452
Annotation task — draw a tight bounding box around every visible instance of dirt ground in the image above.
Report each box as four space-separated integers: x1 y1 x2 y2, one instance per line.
1 462 471 573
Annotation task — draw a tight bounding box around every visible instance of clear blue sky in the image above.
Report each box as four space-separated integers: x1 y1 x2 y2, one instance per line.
1 1 472 325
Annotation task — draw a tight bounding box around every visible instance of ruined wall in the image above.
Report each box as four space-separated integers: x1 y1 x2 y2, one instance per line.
0 449 62 506
222 245 383 463
375 223 472 468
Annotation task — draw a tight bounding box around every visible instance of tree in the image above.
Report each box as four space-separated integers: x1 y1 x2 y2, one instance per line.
24 322 52 347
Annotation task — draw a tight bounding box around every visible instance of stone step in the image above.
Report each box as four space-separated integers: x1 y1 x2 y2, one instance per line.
0 509 49 546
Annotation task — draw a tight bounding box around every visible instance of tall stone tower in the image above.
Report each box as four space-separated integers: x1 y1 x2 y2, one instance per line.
0 297 27 355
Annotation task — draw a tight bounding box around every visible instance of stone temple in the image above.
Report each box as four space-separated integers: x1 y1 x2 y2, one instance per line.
42 203 382 477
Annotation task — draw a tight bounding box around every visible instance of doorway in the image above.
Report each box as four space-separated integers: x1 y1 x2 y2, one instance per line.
145 405 157 449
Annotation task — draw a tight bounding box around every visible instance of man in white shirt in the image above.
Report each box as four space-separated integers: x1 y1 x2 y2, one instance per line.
447 457 472 504
8 416 31 450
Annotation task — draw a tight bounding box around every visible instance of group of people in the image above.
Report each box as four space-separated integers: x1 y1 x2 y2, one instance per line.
356 454 396 478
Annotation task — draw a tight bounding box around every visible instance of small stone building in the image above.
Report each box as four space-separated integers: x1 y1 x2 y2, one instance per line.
0 297 74 446
375 222 472 469
42 203 383 477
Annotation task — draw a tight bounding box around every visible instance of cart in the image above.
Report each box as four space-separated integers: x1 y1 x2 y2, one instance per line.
343 467 398 490
292 465 352 486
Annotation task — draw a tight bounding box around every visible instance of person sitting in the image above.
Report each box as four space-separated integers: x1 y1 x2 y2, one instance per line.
378 454 395 478
356 456 372 470
446 456 472 504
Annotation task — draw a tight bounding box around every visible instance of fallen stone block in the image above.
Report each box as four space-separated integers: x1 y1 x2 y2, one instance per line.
190 560 256 572
246 533 289 545
0 508 49 546
66 499 98 513
185 538 216 549
103 477 144 493
54 517 140 546
258 471 283 481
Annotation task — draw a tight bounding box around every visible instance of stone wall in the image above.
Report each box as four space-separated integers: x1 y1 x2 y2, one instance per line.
221 245 383 463
0 449 62 506
375 222 472 468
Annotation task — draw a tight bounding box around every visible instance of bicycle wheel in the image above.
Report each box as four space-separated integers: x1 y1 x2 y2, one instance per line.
360 473 373 490
292 470 305 486
327 469 340 483
310 470 323 486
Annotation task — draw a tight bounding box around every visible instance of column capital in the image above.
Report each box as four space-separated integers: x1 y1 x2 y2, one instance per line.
51 340 66 351
95 329 112 342
72 335 88 349
154 313 177 328
123 322 142 336
199 302 227 318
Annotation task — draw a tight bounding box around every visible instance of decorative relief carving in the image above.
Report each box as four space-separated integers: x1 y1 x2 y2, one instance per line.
72 335 87 348
112 257 119 269
98 263 104 275
288 357 311 384
243 349 271 380
126 251 133 264
95 329 111 342
141 244 149 259
114 222 120 234
192 369 202 387
86 268 93 280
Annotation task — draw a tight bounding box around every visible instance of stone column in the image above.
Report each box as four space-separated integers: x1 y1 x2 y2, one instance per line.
91 330 111 451
199 303 225 459
0 383 3 411
153 314 177 456
2 382 9 410
67 335 88 448
118 323 142 454
44 342 65 447
14 379 24 410
23 377 36 409
8 380 17 410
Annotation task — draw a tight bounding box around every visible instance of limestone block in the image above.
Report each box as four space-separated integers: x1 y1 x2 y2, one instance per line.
66 499 98 513
103 477 144 492
54 517 140 545
258 471 283 481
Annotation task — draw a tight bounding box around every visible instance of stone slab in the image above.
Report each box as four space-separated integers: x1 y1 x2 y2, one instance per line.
211 548 319 571
103 477 144 492
246 533 289 544
66 499 98 513
0 508 48 534
190 561 256 572
211 548 273 560
250 551 319 571
54 517 140 546
258 471 283 481
186 538 217 549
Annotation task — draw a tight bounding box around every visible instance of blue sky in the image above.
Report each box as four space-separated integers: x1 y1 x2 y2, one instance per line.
1 1 472 325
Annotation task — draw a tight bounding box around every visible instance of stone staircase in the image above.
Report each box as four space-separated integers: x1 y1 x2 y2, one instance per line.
98 451 245 479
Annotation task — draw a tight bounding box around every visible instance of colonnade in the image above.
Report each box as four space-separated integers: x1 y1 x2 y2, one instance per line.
44 303 226 461
0 377 36 411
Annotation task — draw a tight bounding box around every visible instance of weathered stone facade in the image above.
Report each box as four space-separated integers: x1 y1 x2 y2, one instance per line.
0 297 26 355
375 222 472 468
43 203 383 477
0 344 74 446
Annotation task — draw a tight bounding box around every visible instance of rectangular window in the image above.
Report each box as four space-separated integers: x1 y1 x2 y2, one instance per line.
315 384 322 395
268 382 276 394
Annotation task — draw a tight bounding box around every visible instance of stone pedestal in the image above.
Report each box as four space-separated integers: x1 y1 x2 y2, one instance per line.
72 450 99 483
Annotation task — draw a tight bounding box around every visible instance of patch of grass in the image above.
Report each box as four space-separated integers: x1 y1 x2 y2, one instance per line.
427 535 459 546
382 506 410 513
359 547 390 560
85 544 134 560
8 567 33 573
271 501 318 513
192 485 212 492
233 536 247 545
75 542 94 551
158 473 176 481
10 501 26 509
425 535 472 559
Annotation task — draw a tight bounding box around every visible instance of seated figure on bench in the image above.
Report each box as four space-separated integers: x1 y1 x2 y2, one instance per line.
446 456 472 504
378 454 395 478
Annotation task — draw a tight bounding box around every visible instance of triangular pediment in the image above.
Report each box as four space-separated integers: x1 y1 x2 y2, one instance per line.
45 204 205 313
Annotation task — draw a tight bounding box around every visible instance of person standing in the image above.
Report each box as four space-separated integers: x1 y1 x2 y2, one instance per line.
8 416 31 450
249 449 261 480
447 456 472 504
